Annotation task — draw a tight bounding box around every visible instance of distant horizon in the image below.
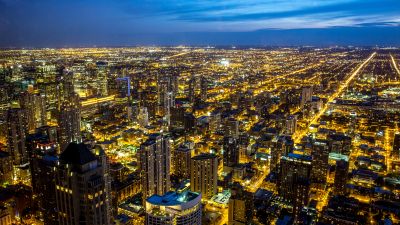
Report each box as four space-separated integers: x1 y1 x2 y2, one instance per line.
1 0 400 48
1 27 399 49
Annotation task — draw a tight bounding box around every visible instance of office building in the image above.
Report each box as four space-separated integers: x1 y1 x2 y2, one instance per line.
172 143 193 180
59 95 81 151
300 86 313 108
137 107 149 127
145 191 202 225
224 118 239 138
19 91 47 133
278 153 312 218
311 140 330 185
271 135 294 171
334 160 349 196
6 105 28 165
200 75 207 101
27 128 59 225
55 143 112 225
140 133 171 200
0 151 12 185
223 136 239 168
190 153 218 199
285 115 297 135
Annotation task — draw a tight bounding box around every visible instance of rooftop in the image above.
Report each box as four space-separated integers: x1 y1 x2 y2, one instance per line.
147 191 200 206
60 142 96 165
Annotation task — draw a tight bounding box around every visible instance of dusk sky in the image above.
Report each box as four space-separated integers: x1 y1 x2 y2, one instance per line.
0 0 399 47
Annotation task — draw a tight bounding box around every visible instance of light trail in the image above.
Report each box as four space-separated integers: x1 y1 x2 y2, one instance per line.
390 54 400 78
294 52 377 143
81 95 115 106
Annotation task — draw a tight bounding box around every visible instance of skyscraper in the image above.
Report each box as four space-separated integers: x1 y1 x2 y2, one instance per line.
140 133 171 200
145 191 202 225
172 143 193 181
0 151 12 185
59 94 81 151
271 135 294 171
224 118 239 138
187 75 196 104
137 107 149 127
27 129 59 225
200 75 208 102
6 105 28 165
311 140 330 185
190 153 218 199
157 77 173 127
19 91 47 133
285 115 297 135
223 136 239 168
300 86 313 108
55 143 112 225
278 153 312 218
334 160 349 196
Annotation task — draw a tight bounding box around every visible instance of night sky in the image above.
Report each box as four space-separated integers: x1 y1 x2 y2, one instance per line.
0 0 399 47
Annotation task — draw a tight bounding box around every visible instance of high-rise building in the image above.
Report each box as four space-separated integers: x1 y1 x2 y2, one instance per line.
278 153 312 218
208 110 221 132
224 118 239 138
137 107 149 127
334 160 349 196
57 68 75 107
270 135 294 171
190 153 218 199
55 143 112 225
170 106 185 129
157 77 173 126
19 91 47 133
6 105 28 165
172 143 193 181
228 183 254 225
140 133 171 200
145 191 202 225
300 86 313 108
311 140 330 185
223 136 239 168
187 75 196 103
327 134 352 155
59 95 81 151
393 133 400 159
96 61 108 96
285 115 297 135
0 151 12 185
200 75 208 101
27 129 59 225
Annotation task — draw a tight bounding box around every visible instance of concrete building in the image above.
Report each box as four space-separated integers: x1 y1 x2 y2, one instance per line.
172 143 193 181
55 143 112 225
190 153 218 199
145 191 202 225
140 133 171 200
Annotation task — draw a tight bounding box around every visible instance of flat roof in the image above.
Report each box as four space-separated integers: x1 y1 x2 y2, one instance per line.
147 191 200 206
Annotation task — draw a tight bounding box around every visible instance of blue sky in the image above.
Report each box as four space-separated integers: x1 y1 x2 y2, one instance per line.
0 0 399 47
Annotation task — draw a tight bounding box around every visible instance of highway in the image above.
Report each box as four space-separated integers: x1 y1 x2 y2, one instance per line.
294 52 377 143
390 54 400 78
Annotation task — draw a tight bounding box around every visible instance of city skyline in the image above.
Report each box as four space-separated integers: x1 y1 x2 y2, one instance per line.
1 1 400 225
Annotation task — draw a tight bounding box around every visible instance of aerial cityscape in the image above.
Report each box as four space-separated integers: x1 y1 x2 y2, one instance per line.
1 1 400 225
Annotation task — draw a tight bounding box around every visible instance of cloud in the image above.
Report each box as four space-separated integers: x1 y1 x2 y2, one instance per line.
121 0 400 30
